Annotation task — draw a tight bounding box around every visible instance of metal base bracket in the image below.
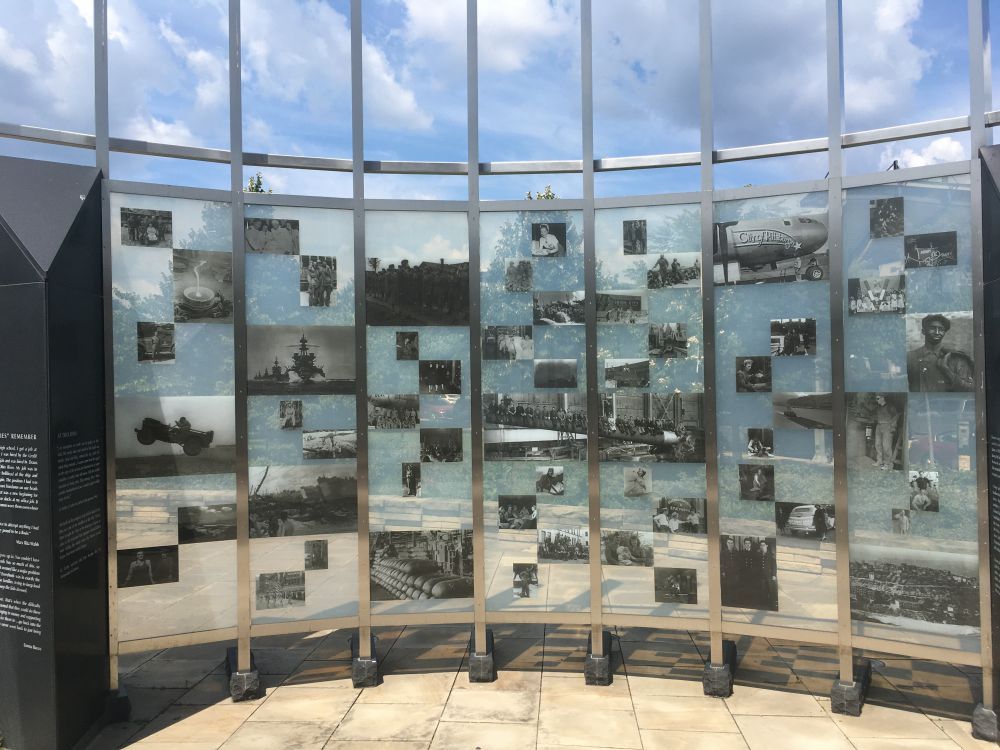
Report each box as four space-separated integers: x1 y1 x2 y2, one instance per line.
226 647 263 702
972 704 998 741
830 659 872 716
584 630 613 686
702 639 738 698
104 685 132 723
350 633 380 688
468 628 496 683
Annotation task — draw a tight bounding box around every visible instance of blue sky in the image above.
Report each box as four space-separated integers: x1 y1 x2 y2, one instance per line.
0 0 993 198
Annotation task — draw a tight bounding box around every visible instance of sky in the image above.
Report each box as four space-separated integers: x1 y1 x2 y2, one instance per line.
0 0 993 198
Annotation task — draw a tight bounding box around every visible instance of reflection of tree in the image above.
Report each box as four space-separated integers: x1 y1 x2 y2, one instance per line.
183 201 232 251
598 208 700 289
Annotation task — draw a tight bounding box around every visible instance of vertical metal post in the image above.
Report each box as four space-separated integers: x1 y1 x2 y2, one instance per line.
94 0 116 691
228 0 252 673
350 0 373 660
969 0 995 711
580 0 603 654
467 0 488 655
698 0 724 665
825 0 853 684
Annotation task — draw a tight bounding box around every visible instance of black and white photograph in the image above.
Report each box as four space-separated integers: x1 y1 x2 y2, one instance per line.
396 331 419 360
601 530 654 567
892 509 912 536
720 535 779 611
366 257 470 326
117 546 179 588
535 359 578 389
302 429 357 459
623 219 647 255
279 400 303 430
905 312 974 393
534 291 585 325
596 290 648 324
535 466 565 495
846 392 905 471
531 222 567 257
483 393 588 462
419 360 462 394
604 358 650 388
498 495 537 530
713 212 829 285
115 395 236 479
256 571 306 610
402 462 421 497
513 563 539 599
305 540 328 571
649 323 688 359
249 326 356 395
773 392 833 430
738 464 775 501
137 321 175 363
121 207 172 247
647 252 701 289
300 256 336 307
775 502 835 543
904 230 958 268
908 470 940 512
249 464 358 537
368 394 420 429
245 218 300 255
654 567 698 604
870 197 905 238
735 356 772 393
770 318 817 356
623 466 651 496
369 530 474 600
505 259 533 292
745 428 774 458
483 325 534 360
598 392 705 463
848 274 906 314
172 249 233 323
850 545 979 634
177 503 237 544
652 497 707 535
537 528 589 564
420 427 463 462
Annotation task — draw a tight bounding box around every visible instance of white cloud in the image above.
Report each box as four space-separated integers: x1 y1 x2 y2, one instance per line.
125 114 196 145
878 135 967 169
0 27 41 76
157 20 228 111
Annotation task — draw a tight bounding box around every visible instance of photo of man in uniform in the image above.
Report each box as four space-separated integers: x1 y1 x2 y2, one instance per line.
906 313 974 392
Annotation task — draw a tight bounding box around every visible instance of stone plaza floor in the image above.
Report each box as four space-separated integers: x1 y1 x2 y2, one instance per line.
85 624 994 749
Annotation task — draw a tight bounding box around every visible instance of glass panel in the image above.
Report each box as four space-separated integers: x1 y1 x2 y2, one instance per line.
481 209 590 613
595 203 707 619
110 193 236 642
843 175 979 653
245 205 358 624
713 191 837 632
365 211 473 614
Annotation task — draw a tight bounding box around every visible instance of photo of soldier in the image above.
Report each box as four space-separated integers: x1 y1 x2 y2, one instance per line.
420 428 463 463
117 546 180 588
302 429 357 459
869 197 904 238
483 325 534 360
601 530 654 566
401 462 421 497
121 207 172 248
537 528 589 564
892 509 912 536
904 231 958 268
623 219 647 255
848 274 906 314
770 318 817 356
654 567 698 604
738 464 775 501
846 393 905 470
535 466 564 495
505 259 533 292
248 464 357 537
498 495 537 530
244 218 300 255
603 359 650 388
300 255 336 307
367 394 420 430
598 392 704 463
623 466 651 496
366 257 470 326
396 331 419 360
596 290 648 323
720 535 778 611
419 360 462 394
905 312 974 392
136 321 175 363
647 252 700 289
745 428 773 458
533 291 586 325
305 540 329 571
531 222 567 257
648 323 688 358
513 563 539 599
735 356 771 393
483 392 588 461
279 400 303 430
909 470 940 512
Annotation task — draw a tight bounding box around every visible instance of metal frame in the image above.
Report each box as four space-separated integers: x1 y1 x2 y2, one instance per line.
54 0 991 701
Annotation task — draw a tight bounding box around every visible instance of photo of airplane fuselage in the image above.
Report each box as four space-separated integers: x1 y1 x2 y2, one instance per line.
714 214 828 272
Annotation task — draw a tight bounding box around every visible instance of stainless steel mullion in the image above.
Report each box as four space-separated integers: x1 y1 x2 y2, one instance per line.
350 0 373 660
698 0 724 665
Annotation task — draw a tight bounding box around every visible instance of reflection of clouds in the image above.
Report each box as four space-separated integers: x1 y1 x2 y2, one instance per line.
366 211 468 262
250 463 354 492
112 247 170 300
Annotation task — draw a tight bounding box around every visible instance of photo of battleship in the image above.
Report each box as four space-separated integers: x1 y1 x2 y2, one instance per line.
248 325 356 395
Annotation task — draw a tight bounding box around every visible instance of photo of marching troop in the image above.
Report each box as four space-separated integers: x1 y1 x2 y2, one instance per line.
137 322 175 363
121 207 172 247
848 275 906 314
655 568 698 604
538 528 589 564
745 428 774 458
483 326 534 360
420 427 463 463
909 470 940 512
531 222 567 257
367 394 420 430
534 291 586 325
596 291 648 324
302 429 357 459
256 572 305 610
601 530 654 566
396 331 419 360
649 323 688 359
366 257 470 326
846 393 905 471
647 252 701 289
505 260 533 292
603 358 650 388
483 393 588 461
869 197 904 238
598 392 705 463
721 535 779 611
770 318 817 356
418 360 462 395
498 495 538 530
623 219 647 254
245 218 300 254
402 462 421 497
652 498 707 535
300 256 336 307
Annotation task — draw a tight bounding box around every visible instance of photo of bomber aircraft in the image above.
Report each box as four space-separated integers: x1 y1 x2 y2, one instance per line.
713 213 829 284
